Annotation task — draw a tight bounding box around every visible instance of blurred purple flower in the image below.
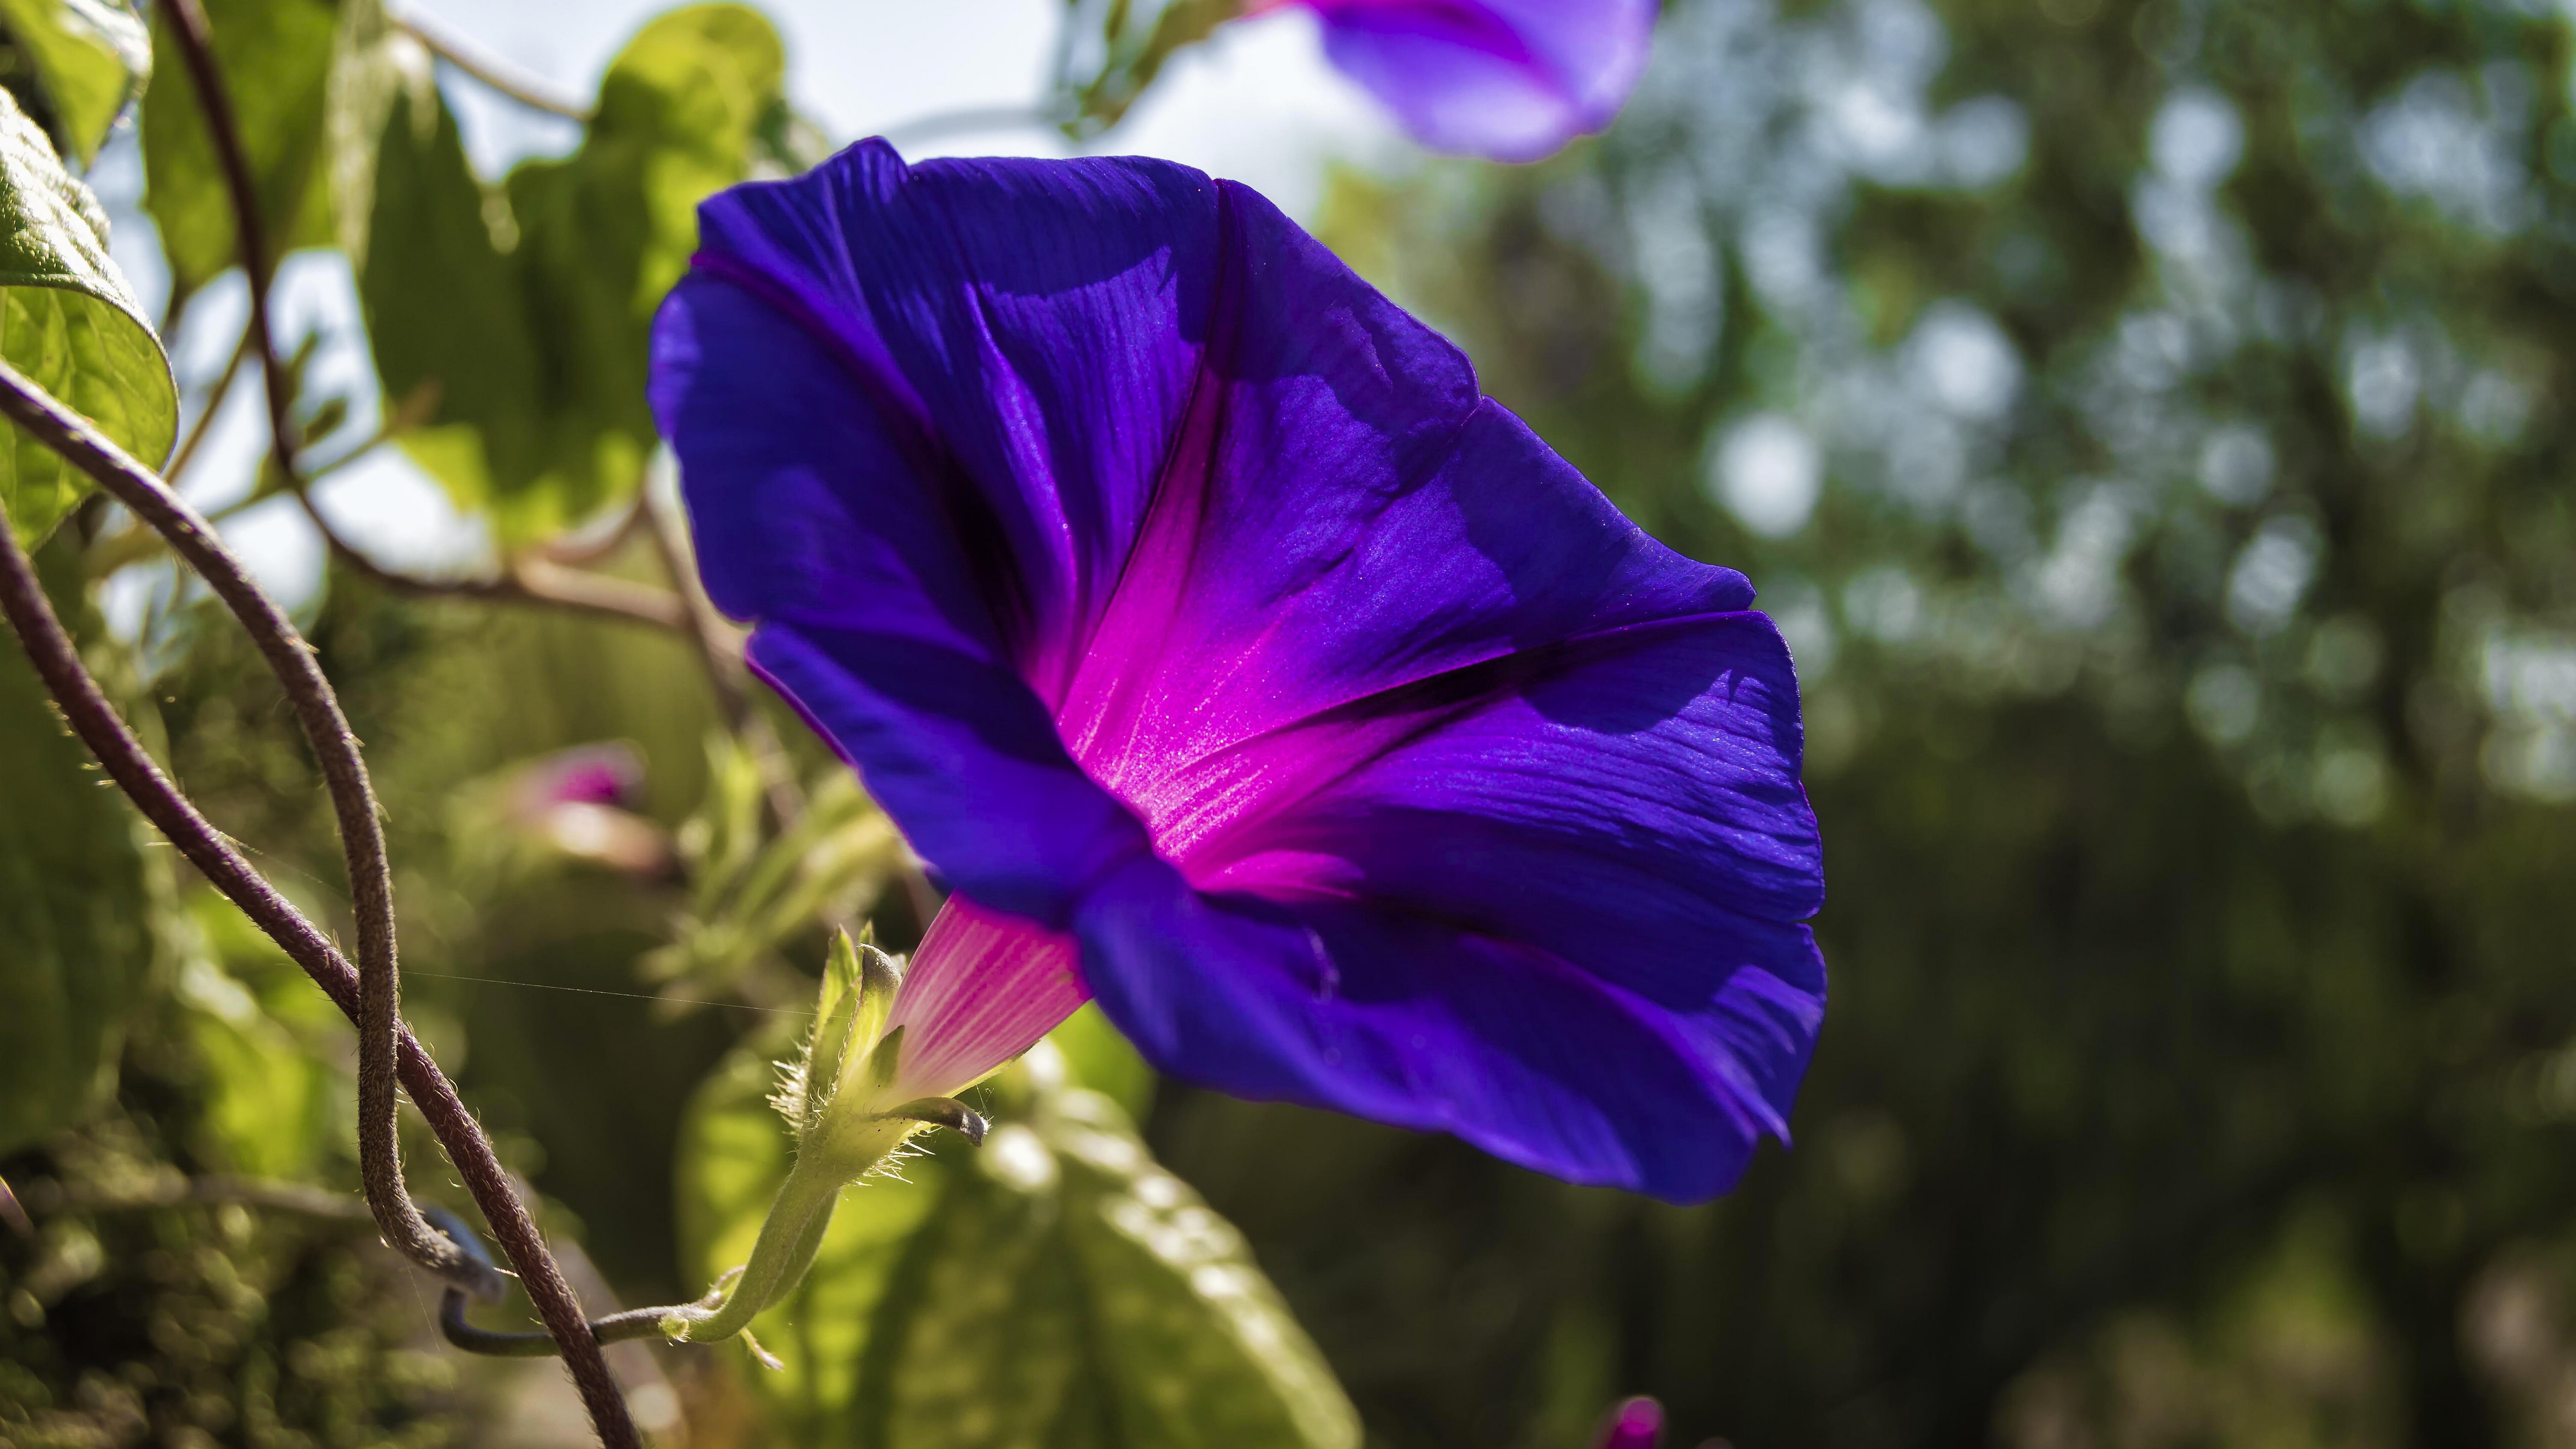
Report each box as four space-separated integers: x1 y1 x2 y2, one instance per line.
1595 1397 1663 1449
649 142 1823 1201
1246 0 1657 162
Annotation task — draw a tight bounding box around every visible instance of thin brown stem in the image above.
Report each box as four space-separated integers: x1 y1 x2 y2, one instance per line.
158 0 472 1319
164 321 253 486
296 489 692 631
0 372 635 1449
396 11 593 121
539 493 651 568
6 387 640 1449
641 484 806 826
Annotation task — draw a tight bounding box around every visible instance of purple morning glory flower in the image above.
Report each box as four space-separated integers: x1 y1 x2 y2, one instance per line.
1245 0 1658 162
648 141 1824 1202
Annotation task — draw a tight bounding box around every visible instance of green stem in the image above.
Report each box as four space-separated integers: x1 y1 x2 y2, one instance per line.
667 1157 848 1343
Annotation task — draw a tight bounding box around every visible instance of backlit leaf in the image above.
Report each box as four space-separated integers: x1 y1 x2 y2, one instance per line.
139 0 338 305
177 891 347 1180
0 83 175 542
352 2 785 544
0 0 151 166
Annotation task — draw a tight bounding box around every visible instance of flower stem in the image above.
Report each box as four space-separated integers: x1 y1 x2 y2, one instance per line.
667 1156 853 1345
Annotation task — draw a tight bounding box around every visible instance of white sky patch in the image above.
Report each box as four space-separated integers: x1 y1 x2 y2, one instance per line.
1709 413 1824 538
2226 517 2321 636
2149 86 2243 191
1908 300 2021 421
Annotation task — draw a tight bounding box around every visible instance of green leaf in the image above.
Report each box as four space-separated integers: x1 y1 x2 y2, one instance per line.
352 3 785 545
139 0 338 305
175 891 346 1179
1049 1002 1155 1122
676 1035 1358 1449
1057 0 1234 138
0 83 175 543
0 0 151 166
0 562 153 1156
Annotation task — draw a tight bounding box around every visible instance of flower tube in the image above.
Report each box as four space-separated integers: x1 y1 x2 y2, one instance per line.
650 141 1824 1204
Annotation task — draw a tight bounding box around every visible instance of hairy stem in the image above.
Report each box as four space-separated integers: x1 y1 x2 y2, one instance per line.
0 360 635 1447
157 0 443 1298
667 1156 850 1345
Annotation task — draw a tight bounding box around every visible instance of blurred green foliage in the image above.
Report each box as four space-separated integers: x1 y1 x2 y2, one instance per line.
1287 0 2576 1443
350 0 789 541
1 0 2573 1445
141 0 335 307
677 1035 1352 1447
0 540 153 1157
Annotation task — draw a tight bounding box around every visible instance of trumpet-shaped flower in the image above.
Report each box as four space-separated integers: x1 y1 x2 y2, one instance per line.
1247 0 1658 162
649 142 1824 1203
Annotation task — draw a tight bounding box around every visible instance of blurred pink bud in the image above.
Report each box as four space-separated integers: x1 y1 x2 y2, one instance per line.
505 744 670 877
512 742 646 814
1593 1396 1663 1449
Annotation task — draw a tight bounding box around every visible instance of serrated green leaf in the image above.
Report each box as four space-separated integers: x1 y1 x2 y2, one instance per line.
139 0 338 304
676 1030 1357 1449
352 2 783 545
0 83 174 543
0 560 153 1156
0 0 150 166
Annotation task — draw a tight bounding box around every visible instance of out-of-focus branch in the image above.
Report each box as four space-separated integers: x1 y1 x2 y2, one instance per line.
15 1174 374 1221
165 323 253 486
639 484 799 813
395 10 594 122
304 499 693 632
876 103 1064 150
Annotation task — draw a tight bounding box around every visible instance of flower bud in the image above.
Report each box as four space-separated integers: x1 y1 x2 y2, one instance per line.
668 928 989 1351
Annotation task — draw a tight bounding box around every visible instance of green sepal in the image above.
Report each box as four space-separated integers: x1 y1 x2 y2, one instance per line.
880 1096 989 1147
864 1023 904 1092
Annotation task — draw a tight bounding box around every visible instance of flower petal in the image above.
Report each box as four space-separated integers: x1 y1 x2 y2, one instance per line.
652 144 1825 1199
1168 610 1823 1007
653 270 1154 924
1076 852 1823 1202
884 897 1087 1101
1305 0 1658 161
1056 218 1755 817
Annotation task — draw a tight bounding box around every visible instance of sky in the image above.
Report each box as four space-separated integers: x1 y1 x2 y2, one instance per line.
96 0 1405 625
